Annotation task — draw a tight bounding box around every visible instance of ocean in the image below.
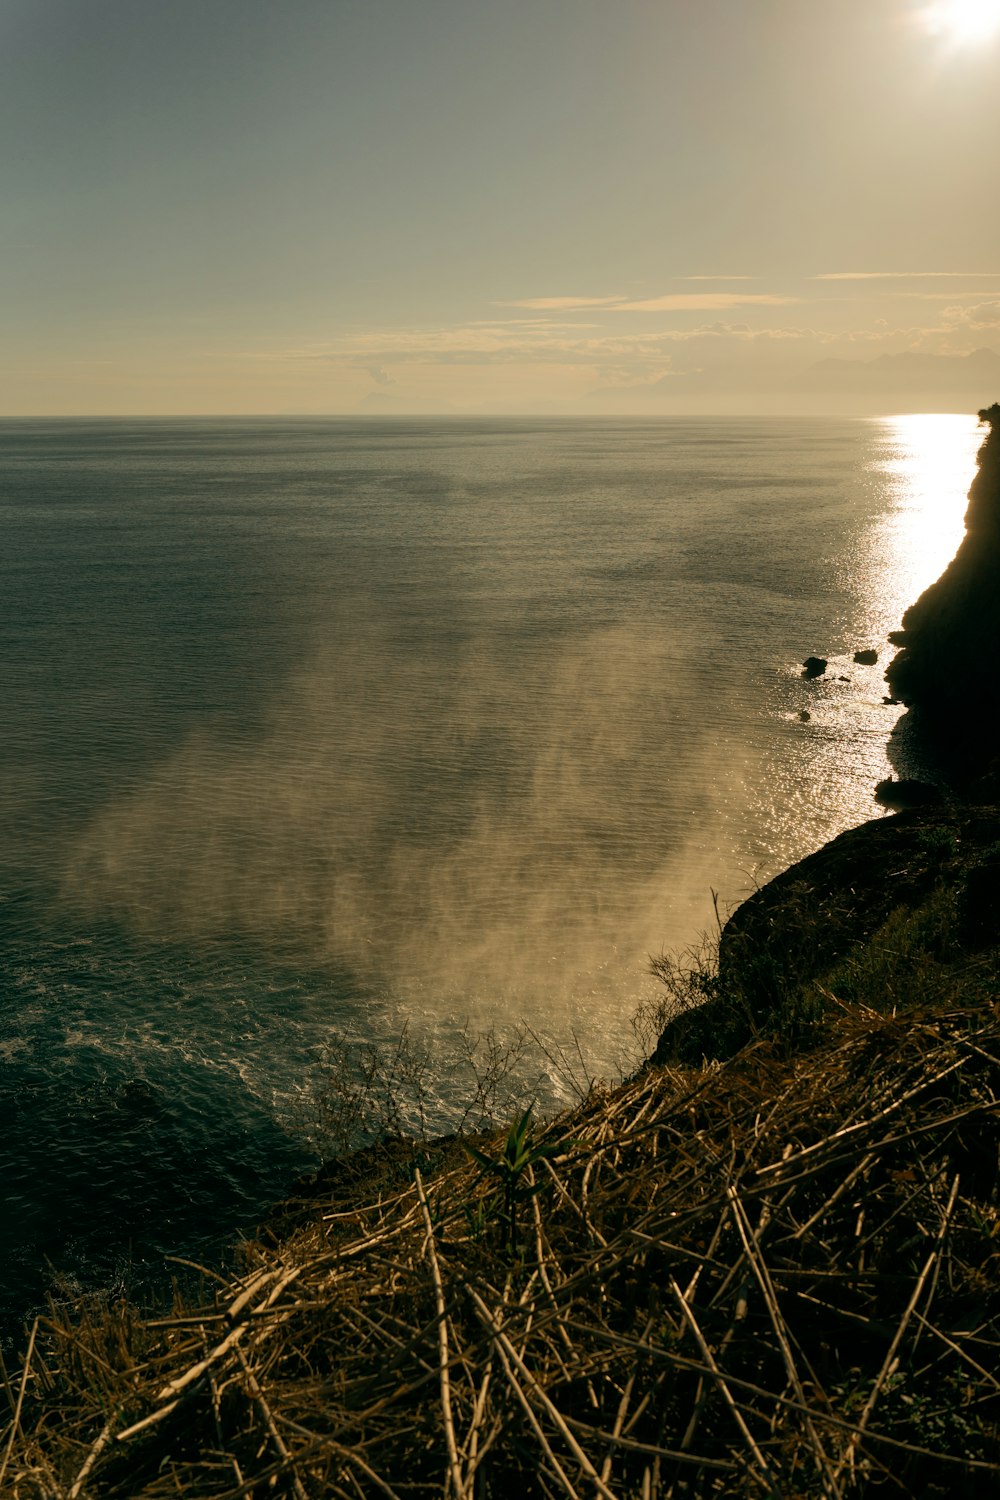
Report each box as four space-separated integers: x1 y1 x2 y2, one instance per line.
0 413 981 1338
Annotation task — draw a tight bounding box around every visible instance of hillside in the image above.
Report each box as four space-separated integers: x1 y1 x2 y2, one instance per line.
4 808 1000 1497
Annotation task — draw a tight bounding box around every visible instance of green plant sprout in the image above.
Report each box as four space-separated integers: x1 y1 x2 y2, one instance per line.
462 1106 566 1253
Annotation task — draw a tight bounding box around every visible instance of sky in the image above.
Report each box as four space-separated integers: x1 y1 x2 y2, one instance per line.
4 0 1000 416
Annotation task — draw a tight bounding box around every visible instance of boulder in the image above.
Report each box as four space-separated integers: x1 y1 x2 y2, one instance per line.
853 648 878 665
801 656 827 679
874 777 943 809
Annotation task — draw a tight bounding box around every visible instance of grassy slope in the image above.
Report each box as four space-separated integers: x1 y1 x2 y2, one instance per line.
4 808 1000 1497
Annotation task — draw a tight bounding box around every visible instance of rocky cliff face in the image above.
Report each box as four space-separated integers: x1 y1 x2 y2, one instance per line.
886 403 1000 775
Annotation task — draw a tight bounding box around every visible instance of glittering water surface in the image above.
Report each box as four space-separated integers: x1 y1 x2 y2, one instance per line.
0 414 981 1334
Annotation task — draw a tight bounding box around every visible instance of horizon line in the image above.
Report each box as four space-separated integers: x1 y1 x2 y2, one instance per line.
0 407 989 422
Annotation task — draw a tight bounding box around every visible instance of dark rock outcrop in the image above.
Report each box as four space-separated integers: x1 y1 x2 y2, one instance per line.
801 656 827 679
652 804 1000 1065
716 806 989 1002
853 648 878 665
873 776 944 809
885 404 1000 775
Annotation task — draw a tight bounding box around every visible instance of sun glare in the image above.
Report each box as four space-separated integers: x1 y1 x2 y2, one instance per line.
874 413 979 615
921 0 1000 45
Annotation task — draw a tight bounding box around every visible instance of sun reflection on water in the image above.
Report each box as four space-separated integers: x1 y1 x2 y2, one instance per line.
755 412 985 881
869 412 981 630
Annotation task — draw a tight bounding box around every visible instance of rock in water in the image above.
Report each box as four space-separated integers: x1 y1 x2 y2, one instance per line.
853 648 878 665
801 656 827 679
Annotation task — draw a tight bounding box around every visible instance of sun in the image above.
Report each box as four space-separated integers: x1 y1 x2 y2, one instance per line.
920 0 1000 45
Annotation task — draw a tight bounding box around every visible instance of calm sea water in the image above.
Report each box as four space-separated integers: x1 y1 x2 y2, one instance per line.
0 414 980 1337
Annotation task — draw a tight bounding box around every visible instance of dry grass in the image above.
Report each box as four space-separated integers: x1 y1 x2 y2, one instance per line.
3 992 1000 1498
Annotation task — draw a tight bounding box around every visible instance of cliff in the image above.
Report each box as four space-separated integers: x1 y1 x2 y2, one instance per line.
886 403 1000 779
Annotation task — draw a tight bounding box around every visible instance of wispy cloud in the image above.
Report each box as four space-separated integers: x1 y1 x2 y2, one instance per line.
278 320 819 370
217 316 967 376
886 290 1000 301
469 318 605 330
616 293 796 312
814 271 1000 280
501 291 795 314
498 295 624 310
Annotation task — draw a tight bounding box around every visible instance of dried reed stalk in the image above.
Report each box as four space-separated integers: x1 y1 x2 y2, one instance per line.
3 1000 999 1497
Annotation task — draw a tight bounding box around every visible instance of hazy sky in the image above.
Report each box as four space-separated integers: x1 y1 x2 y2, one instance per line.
4 0 1000 414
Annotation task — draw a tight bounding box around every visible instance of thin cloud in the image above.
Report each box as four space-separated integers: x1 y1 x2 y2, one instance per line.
250 320 826 373
616 293 797 312
221 318 923 379
885 290 1000 301
331 321 818 367
469 318 605 329
814 271 1000 281
498 295 624 310
501 290 782 313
